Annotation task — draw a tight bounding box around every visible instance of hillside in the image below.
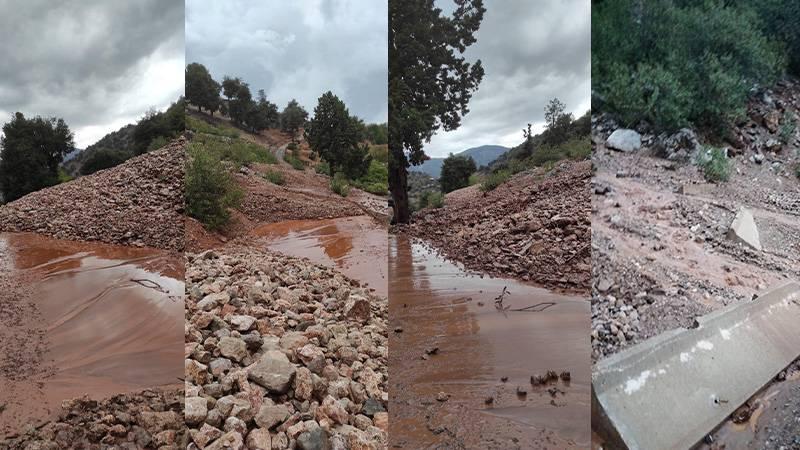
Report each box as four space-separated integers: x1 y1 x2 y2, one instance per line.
411 144 508 178
62 124 136 176
0 138 186 250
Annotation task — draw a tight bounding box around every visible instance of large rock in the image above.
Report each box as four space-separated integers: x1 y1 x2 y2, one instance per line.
605 129 641 153
185 396 208 426
218 336 248 363
726 207 762 251
248 350 296 393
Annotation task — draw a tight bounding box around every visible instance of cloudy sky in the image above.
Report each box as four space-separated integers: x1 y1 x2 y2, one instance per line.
426 0 591 157
186 0 388 124
0 0 185 149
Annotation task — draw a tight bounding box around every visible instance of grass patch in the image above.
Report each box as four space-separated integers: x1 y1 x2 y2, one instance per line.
284 151 305 170
780 111 797 144
352 159 388 195
418 191 444 209
187 115 239 138
330 172 351 197
194 134 276 167
480 170 512 192
315 160 331 176
263 169 285 185
695 146 731 183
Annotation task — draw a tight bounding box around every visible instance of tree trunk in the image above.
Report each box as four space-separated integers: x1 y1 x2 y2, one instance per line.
389 156 410 224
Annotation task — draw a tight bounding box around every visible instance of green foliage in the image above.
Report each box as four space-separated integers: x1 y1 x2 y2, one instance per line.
146 136 169 153
389 0 486 223
330 172 351 197
186 115 239 138
530 137 591 167
439 154 476 193
315 160 331 176
480 170 511 192
186 143 243 230
80 148 130 175
186 63 221 114
418 191 444 209
468 173 482 186
263 169 285 185
284 149 305 170
305 91 371 179
695 146 731 183
364 123 388 145
0 112 75 201
194 134 277 167
57 167 74 184
779 111 797 144
132 98 185 154
352 159 389 195
593 0 786 133
281 99 308 138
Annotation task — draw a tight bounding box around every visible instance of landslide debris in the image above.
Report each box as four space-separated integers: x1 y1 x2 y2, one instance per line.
404 160 591 293
184 247 389 449
1 388 186 450
0 138 186 251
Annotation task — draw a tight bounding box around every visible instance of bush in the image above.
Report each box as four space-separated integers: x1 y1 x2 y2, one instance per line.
186 143 243 230
330 172 351 197
315 160 331 176
480 170 511 192
418 191 444 209
779 112 797 144
263 169 285 185
57 167 74 183
284 151 305 170
468 173 483 185
695 146 731 183
530 137 591 167
352 159 388 195
593 0 786 134
146 136 168 153
80 148 131 175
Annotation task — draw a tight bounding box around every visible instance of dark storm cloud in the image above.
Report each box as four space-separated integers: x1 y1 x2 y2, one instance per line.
0 0 185 148
426 0 591 156
186 0 387 124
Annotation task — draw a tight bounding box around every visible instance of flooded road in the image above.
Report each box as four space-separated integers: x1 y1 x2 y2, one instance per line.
251 215 388 297
389 234 591 449
0 232 183 437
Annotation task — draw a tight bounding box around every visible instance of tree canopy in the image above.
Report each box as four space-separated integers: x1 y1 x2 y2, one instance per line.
0 113 75 202
439 154 476 193
388 0 485 223
305 91 370 179
185 63 221 115
281 99 309 139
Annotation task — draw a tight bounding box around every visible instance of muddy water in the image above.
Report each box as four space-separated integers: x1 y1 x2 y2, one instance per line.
251 215 388 297
0 232 183 436
389 234 591 449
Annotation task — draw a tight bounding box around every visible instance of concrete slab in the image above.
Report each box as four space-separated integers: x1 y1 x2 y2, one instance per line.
727 207 762 251
592 282 800 450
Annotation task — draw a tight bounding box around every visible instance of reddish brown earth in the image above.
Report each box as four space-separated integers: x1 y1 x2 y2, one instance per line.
0 139 186 251
404 159 591 294
0 232 184 445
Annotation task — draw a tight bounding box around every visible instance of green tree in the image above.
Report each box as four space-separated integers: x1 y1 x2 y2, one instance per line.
521 123 534 158
80 148 129 175
544 98 566 130
389 0 486 223
364 123 388 145
0 113 75 201
244 89 279 133
439 154 476 193
281 99 308 140
221 76 253 127
132 98 185 154
185 143 243 230
304 91 369 178
185 62 221 115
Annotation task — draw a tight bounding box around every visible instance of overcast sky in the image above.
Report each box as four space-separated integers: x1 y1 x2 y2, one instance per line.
0 0 185 149
186 0 388 124
425 0 591 157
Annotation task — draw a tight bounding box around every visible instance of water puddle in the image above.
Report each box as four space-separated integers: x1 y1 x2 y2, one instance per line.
388 234 591 448
251 215 388 297
0 232 183 436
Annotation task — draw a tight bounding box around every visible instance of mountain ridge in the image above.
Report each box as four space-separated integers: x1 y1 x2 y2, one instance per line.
410 144 508 178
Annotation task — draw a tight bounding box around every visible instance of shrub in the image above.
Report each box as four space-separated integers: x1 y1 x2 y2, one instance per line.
284 151 305 170
315 160 331 176
186 143 243 230
418 191 444 209
263 169 285 185
186 115 239 138
352 159 388 195
330 172 351 197
194 134 276 167
468 173 483 186
480 170 511 192
440 154 476 193
695 146 731 183
779 111 797 144
57 167 74 183
530 137 591 167
80 148 130 175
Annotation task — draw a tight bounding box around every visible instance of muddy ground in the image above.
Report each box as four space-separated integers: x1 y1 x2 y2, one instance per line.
591 81 800 448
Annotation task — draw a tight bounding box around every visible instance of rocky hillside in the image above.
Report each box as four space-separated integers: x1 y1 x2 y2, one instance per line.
406 160 592 293
184 247 388 449
0 138 186 251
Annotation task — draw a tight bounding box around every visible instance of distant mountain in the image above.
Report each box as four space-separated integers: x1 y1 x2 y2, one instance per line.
63 148 84 162
410 145 508 178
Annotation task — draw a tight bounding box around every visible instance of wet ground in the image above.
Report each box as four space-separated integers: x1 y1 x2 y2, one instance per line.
250 215 388 297
389 233 591 449
0 232 183 437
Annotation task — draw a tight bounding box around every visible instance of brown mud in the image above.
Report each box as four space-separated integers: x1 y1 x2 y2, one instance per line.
0 232 183 438
389 234 590 449
250 216 388 297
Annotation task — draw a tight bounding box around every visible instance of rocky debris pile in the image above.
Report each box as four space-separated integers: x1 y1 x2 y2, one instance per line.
1 388 186 449
185 247 388 449
0 139 186 251
405 160 591 293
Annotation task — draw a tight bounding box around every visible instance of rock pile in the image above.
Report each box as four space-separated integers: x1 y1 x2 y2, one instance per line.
2 388 186 449
184 247 388 449
406 160 591 293
0 138 186 251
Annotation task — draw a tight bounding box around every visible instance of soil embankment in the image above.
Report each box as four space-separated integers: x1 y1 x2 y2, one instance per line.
404 160 592 294
0 139 186 251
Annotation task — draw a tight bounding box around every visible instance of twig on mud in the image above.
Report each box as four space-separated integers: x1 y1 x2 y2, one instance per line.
494 286 557 312
131 278 169 294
